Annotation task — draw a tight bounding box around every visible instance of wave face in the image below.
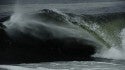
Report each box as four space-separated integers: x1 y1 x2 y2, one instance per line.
0 3 125 64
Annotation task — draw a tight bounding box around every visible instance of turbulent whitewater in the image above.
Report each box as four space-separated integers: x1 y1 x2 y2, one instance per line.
0 1 125 70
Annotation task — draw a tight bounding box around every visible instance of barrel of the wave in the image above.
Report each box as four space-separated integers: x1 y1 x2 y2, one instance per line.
0 22 9 46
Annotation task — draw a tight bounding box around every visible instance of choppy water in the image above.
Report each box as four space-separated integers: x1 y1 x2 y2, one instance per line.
1 60 125 70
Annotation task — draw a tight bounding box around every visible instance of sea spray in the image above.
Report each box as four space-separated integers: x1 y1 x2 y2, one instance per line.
94 28 125 60
3 8 98 44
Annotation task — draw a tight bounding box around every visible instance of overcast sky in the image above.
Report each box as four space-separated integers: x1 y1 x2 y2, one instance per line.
0 0 124 4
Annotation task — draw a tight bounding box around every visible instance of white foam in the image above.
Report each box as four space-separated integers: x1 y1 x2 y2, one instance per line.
0 61 123 70
94 28 125 60
0 65 68 70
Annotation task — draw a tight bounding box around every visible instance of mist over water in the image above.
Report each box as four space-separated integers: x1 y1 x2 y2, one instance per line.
4 3 99 42
93 25 125 60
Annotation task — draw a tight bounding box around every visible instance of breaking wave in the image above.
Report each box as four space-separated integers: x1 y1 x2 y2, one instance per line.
1 7 125 61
